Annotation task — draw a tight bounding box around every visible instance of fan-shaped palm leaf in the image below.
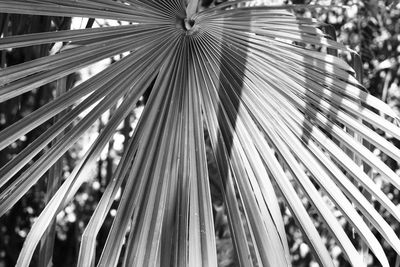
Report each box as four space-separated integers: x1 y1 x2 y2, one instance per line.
1 0 400 266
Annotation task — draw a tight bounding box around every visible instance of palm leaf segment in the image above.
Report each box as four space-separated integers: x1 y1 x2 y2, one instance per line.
0 0 400 266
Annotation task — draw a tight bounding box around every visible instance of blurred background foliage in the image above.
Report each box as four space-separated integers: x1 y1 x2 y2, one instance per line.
0 0 399 266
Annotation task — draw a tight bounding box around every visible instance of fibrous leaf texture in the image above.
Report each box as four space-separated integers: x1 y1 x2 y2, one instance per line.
0 1 399 267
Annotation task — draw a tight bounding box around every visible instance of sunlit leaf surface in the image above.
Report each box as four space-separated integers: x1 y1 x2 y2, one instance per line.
0 1 400 266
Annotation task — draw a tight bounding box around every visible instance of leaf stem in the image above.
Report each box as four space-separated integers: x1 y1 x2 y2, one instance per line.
186 0 199 20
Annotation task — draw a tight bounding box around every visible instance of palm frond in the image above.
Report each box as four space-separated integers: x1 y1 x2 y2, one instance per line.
0 0 399 266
